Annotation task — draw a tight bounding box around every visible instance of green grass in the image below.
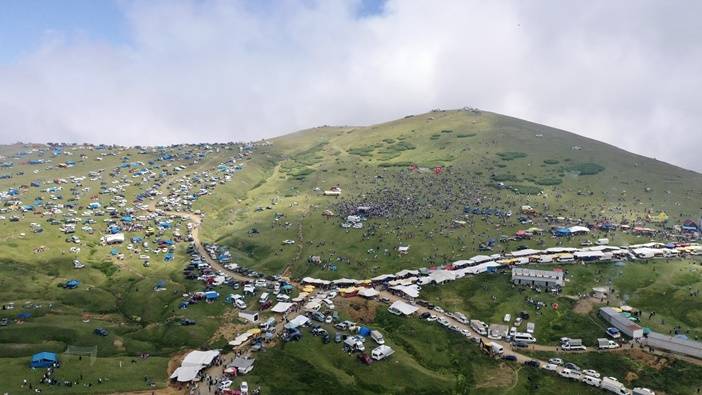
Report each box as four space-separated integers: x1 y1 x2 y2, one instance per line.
0 355 169 394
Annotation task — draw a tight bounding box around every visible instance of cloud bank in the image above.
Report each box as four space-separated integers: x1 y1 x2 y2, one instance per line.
1 0 701 171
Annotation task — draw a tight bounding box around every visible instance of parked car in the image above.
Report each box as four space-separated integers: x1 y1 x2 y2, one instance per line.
564 362 580 371
543 363 558 371
180 318 196 326
524 360 540 368
582 369 600 379
548 358 563 366
94 327 109 336
357 353 373 365
501 355 518 362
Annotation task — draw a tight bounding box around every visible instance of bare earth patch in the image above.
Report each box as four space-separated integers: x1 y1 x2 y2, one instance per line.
573 297 599 315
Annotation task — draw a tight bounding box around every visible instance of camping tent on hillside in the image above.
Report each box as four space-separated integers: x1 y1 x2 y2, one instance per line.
31 352 57 368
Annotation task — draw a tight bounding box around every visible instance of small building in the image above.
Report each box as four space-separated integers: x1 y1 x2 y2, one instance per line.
239 311 259 323
511 268 564 288
31 352 58 368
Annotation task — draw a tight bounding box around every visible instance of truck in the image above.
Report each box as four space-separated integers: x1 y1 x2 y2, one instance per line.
561 337 587 351
600 377 629 395
470 319 488 336
481 341 504 356
371 345 395 360
598 338 620 349
370 330 385 345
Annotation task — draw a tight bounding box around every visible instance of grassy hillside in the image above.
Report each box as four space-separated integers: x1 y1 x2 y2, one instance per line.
200 109 702 279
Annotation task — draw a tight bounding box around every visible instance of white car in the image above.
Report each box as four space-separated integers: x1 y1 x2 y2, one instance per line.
504 314 511 322
582 369 600 379
437 317 450 326
548 358 563 365
460 329 472 338
426 315 438 322
218 380 233 390
543 363 558 371
434 306 445 313
235 299 247 309
241 381 249 394
514 317 523 326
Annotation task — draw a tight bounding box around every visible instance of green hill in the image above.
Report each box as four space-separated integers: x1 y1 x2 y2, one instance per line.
198 109 702 279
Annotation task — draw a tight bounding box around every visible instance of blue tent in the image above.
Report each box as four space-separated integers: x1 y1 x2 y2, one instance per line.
164 253 174 262
121 215 133 223
16 312 32 320
357 327 371 337
204 291 220 301
553 227 571 237
111 248 120 256
65 279 80 289
31 352 57 368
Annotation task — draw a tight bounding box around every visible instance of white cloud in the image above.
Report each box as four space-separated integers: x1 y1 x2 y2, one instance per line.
0 0 701 171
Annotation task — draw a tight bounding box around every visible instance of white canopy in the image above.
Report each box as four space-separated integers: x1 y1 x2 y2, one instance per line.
229 332 253 347
302 277 331 285
271 302 294 313
285 315 309 329
357 287 380 298
182 350 219 367
170 366 202 382
389 300 418 315
390 284 420 298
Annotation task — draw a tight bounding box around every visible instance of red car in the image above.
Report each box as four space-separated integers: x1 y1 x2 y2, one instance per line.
357 353 373 365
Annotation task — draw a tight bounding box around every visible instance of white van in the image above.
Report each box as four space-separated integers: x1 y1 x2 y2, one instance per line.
259 292 270 304
582 375 602 387
470 320 488 336
370 330 385 345
513 332 536 344
276 294 291 302
600 377 628 395
371 345 394 360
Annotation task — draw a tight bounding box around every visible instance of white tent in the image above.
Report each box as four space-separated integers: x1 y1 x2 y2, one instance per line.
285 315 310 329
271 302 294 313
418 270 456 285
182 350 220 367
569 226 591 234
389 284 420 298
332 278 359 285
388 300 418 315
509 249 541 257
229 332 253 347
357 287 380 298
170 366 202 382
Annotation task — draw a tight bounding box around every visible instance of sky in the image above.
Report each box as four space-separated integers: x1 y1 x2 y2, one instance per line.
0 0 701 171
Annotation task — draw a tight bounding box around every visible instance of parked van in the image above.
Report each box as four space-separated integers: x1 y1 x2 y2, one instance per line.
370 330 385 345
488 342 504 355
276 294 291 302
558 368 581 380
470 320 488 336
582 375 602 387
513 332 536 344
600 377 628 395
371 345 394 360
259 292 270 304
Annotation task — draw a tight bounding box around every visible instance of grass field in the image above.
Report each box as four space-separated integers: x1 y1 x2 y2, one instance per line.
221 309 602 395
1 110 702 393
198 110 702 280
